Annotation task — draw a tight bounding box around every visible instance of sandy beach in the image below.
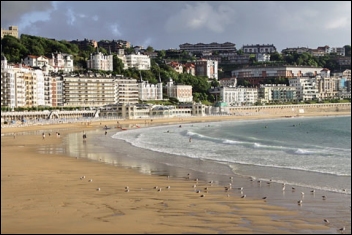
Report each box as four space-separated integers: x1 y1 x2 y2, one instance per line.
1 111 350 234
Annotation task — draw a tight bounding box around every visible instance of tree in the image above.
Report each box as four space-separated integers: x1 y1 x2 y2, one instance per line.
113 55 124 74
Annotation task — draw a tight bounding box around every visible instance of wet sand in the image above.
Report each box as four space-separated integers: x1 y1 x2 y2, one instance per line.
1 112 350 234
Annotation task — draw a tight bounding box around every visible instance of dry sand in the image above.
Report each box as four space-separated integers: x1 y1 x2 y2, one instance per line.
1 111 350 234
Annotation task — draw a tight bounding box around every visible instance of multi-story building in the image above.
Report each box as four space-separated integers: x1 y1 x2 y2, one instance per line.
23 52 74 74
231 65 323 86
124 53 151 70
166 78 193 102
23 55 49 68
183 62 196 76
87 51 113 71
1 25 19 38
289 76 319 101
115 76 139 104
179 42 236 53
70 38 97 50
195 59 218 80
62 76 117 107
139 80 163 101
330 47 345 56
242 44 277 54
258 84 296 104
256 53 271 62
98 39 131 53
220 87 258 106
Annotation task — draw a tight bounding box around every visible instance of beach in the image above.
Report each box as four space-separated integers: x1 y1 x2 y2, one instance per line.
1 111 350 234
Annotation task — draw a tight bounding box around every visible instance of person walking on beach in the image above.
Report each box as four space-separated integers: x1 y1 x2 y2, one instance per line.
105 131 107 136
42 132 45 140
83 131 87 141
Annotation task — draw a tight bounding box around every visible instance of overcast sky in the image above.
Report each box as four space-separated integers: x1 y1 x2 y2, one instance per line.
1 1 351 52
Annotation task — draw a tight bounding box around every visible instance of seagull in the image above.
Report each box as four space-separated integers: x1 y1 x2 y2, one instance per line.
282 185 286 191
338 226 345 233
301 192 305 197
196 190 201 193
154 186 158 189
192 184 197 188
238 187 243 191
310 189 315 194
292 187 296 192
322 195 326 200
88 179 93 182
204 187 208 191
262 197 267 200
297 200 303 205
200 194 205 197
323 219 329 224
241 195 246 198
157 188 162 192
166 186 171 189
125 189 129 192
96 188 101 191
125 186 129 190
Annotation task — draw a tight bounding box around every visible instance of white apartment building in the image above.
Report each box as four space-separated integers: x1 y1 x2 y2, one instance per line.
289 77 319 101
329 47 345 56
219 77 237 87
258 84 296 104
115 76 139 104
220 87 258 106
23 52 74 73
124 53 151 70
166 78 193 102
256 53 271 62
195 59 218 80
62 76 117 107
139 80 163 101
87 51 113 71
179 42 236 53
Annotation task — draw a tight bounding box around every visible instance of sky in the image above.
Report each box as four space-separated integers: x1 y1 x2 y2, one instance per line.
1 1 351 52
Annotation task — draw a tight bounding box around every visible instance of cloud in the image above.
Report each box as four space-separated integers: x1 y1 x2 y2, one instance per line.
165 2 235 33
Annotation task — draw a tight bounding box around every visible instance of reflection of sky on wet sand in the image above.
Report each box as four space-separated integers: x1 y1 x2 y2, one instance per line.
63 130 154 175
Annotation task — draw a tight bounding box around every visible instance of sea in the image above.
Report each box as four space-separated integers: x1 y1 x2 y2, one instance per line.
110 115 351 195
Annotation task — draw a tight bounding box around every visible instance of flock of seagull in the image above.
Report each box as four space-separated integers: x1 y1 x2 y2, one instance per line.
77 171 349 233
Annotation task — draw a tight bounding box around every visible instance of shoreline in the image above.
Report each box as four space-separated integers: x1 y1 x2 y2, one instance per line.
1 112 350 234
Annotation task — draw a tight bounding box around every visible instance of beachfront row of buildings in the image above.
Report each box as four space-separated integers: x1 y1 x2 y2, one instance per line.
1 52 351 109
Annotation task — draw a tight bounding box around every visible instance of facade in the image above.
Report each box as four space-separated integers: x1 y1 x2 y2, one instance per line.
183 62 196 76
195 59 218 80
281 47 310 54
70 39 98 50
218 77 237 87
87 51 113 71
231 65 323 86
115 76 139 104
167 61 183 74
98 39 131 53
242 44 276 54
124 53 151 70
179 42 236 53
139 80 163 101
330 47 345 56
258 84 296 104
289 77 319 101
256 53 271 62
23 55 49 68
220 87 258 106
62 76 117 107
1 25 19 38
166 78 193 102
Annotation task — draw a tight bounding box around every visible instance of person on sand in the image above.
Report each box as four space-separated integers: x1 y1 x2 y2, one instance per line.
189 137 192 143
83 131 87 141
105 131 107 136
42 132 45 140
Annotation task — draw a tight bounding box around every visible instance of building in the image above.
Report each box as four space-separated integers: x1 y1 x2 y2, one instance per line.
289 76 319 101
281 47 310 55
242 44 276 54
166 78 193 102
218 77 237 87
139 80 163 101
179 42 236 53
256 53 271 62
1 25 19 38
98 39 131 53
62 76 117 107
195 59 218 80
115 76 139 104
183 62 196 76
258 84 296 104
231 65 323 86
167 61 183 74
220 87 258 106
70 38 97 50
87 50 113 71
124 53 151 70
